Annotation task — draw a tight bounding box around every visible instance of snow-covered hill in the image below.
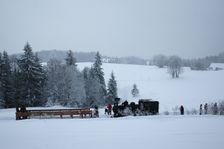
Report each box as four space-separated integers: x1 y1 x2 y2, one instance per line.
78 63 224 112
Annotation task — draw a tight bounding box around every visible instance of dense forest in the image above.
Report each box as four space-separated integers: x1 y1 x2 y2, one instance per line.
0 43 118 108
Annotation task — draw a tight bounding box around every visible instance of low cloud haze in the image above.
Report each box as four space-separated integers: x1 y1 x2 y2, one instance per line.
0 0 224 59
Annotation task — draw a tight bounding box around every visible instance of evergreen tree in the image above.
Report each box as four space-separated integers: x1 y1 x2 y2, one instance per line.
17 43 46 107
65 50 77 67
106 72 118 104
93 52 105 86
131 84 139 98
65 66 86 107
0 51 14 108
32 53 47 106
92 52 106 105
11 67 22 108
83 67 102 107
46 58 86 107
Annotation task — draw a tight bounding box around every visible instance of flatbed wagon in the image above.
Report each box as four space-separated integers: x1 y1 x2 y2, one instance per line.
16 107 93 120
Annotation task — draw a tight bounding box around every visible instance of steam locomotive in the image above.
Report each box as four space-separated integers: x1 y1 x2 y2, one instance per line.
112 99 159 117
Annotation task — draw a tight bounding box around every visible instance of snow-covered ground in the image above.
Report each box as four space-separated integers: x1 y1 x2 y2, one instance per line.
78 63 224 112
0 108 224 149
1 63 224 149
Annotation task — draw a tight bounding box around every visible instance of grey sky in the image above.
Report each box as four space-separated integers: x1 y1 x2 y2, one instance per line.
0 0 224 59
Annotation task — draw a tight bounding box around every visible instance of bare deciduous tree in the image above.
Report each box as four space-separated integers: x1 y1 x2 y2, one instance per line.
167 56 183 78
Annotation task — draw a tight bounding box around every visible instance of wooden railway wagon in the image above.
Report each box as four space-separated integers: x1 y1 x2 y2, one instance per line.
16 107 93 120
113 99 159 117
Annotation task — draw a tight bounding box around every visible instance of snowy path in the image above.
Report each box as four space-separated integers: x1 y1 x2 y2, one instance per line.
0 109 224 149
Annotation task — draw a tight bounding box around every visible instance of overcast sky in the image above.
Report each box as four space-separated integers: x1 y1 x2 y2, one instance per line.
0 0 224 59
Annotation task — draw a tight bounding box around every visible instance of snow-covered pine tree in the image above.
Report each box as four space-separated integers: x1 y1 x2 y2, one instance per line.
106 71 118 104
32 53 47 106
131 84 139 98
92 52 106 105
65 66 86 107
65 50 77 67
64 50 86 107
17 43 46 107
0 51 14 108
82 66 102 107
93 52 105 86
11 65 23 108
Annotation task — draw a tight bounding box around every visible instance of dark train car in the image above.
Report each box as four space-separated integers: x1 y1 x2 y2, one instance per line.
113 99 159 117
138 99 159 115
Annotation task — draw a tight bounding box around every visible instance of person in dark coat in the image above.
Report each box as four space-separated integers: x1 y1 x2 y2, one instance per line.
16 106 21 120
213 103 218 115
204 103 208 114
104 107 108 115
180 105 184 115
199 104 203 115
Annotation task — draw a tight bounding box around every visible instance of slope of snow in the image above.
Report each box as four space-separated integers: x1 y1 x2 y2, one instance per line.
78 63 224 112
0 108 224 149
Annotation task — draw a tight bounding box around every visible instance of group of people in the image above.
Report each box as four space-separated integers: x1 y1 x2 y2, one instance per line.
199 103 208 115
180 102 219 115
200 102 219 115
180 104 209 115
180 103 207 115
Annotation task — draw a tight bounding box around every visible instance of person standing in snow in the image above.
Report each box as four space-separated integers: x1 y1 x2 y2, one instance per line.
213 103 218 115
94 106 99 117
105 107 108 115
180 105 184 115
199 104 203 115
107 103 112 115
204 103 208 114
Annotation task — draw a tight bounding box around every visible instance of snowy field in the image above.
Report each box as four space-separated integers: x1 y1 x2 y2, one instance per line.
0 108 224 149
78 63 224 112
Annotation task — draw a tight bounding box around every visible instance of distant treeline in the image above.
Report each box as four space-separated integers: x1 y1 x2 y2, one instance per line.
182 52 224 70
11 50 97 63
10 50 224 69
11 50 148 65
153 52 224 70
